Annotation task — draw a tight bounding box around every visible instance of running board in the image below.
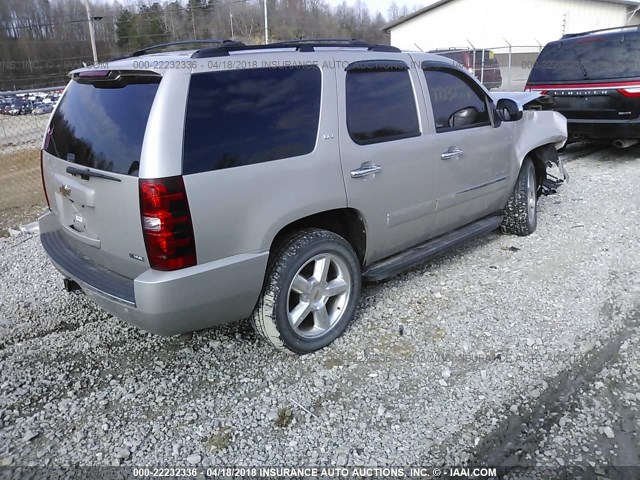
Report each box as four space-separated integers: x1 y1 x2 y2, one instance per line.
363 215 503 282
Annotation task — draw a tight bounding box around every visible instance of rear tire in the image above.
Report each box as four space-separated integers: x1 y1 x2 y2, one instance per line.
501 157 538 236
251 229 361 354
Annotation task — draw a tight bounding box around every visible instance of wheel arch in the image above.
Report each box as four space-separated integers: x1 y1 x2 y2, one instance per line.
524 143 560 191
269 208 368 265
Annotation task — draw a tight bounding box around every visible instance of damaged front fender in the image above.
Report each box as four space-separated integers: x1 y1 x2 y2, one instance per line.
493 91 569 191
514 110 569 194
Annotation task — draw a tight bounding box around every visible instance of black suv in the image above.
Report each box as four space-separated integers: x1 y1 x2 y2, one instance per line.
526 26 640 147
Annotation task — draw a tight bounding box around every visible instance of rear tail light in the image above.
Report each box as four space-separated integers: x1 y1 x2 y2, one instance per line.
40 149 50 208
139 176 197 271
618 87 640 98
524 85 548 95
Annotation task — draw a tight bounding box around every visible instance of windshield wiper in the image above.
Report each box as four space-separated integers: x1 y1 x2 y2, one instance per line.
576 55 590 79
66 166 121 182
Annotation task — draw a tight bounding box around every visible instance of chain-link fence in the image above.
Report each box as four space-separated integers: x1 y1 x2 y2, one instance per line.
0 87 61 227
430 44 543 92
477 45 542 92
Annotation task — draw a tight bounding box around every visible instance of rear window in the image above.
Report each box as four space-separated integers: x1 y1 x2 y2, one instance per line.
183 66 321 175
474 50 499 66
529 33 640 82
44 77 160 176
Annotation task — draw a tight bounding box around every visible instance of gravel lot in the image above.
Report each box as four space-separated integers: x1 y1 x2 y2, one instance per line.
0 145 639 474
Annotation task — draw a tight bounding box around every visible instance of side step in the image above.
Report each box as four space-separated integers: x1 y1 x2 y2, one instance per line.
363 215 503 282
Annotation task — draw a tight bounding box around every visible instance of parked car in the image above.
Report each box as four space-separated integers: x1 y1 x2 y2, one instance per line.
430 48 503 90
39 40 567 354
526 25 640 148
32 103 54 115
8 101 31 115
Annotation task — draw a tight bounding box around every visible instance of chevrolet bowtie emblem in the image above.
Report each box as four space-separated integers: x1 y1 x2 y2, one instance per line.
59 185 71 197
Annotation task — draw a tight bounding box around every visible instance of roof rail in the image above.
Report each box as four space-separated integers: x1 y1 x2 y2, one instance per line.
129 39 244 58
561 24 640 39
191 39 400 58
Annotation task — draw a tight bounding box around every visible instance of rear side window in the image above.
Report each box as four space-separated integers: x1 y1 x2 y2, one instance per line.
345 64 420 145
183 66 321 174
45 78 159 176
529 33 640 82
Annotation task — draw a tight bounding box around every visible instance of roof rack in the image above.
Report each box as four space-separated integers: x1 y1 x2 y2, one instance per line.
191 38 400 58
129 39 244 58
561 24 640 39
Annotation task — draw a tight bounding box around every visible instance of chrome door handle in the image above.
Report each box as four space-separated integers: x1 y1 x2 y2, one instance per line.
350 164 382 178
441 149 463 160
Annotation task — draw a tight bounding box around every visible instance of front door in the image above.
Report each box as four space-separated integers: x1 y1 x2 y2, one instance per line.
419 63 513 233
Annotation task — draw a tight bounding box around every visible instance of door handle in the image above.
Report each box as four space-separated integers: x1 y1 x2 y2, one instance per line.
350 164 382 178
441 148 463 160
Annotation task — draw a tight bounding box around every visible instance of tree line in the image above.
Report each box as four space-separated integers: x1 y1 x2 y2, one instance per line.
0 0 418 91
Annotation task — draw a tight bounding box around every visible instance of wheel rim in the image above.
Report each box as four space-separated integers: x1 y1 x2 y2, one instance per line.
286 253 351 339
526 163 537 220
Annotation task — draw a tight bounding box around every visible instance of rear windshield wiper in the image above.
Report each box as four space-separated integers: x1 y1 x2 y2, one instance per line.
576 55 590 80
66 166 121 182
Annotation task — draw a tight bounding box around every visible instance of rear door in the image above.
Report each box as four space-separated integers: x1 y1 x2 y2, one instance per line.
42 71 162 278
336 56 439 264
527 34 640 121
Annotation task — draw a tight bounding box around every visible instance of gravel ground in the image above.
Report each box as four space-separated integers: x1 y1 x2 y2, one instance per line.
0 145 639 475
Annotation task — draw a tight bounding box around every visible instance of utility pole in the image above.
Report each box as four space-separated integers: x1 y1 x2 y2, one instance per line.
231 0 268 42
230 13 234 40
263 0 268 44
191 6 197 39
83 0 98 63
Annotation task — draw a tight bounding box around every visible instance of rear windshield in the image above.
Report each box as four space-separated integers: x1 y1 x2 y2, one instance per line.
529 33 640 82
44 78 160 176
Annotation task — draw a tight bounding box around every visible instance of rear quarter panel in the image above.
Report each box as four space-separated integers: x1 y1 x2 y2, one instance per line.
183 55 347 263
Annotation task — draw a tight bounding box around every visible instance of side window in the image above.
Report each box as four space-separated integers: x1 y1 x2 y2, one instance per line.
346 62 420 145
423 68 490 132
183 66 321 175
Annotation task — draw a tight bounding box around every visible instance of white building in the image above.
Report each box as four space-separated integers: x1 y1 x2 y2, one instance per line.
385 0 640 52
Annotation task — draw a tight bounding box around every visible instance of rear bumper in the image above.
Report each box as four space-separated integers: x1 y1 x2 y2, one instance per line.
566 117 640 140
39 212 269 335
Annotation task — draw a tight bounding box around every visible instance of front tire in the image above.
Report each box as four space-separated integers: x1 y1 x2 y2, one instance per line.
501 157 538 236
251 229 361 354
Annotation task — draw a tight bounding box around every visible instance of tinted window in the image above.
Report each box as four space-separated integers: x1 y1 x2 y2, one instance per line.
529 33 640 82
346 68 420 144
423 68 490 132
45 79 159 176
183 67 321 174
474 50 500 67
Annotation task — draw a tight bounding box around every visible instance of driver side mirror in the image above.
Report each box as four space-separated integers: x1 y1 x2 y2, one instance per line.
496 98 523 122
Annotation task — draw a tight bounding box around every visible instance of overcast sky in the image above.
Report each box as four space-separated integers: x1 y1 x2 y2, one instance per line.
323 0 421 18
